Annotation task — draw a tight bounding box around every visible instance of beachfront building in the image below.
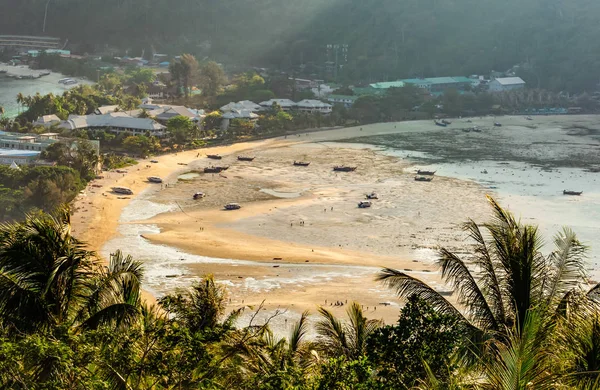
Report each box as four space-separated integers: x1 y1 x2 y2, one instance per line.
33 114 61 127
327 95 359 108
60 112 167 137
296 99 333 114
259 99 297 111
220 100 262 112
0 131 60 152
0 149 42 165
221 110 259 131
369 76 474 94
370 81 406 90
488 77 526 92
154 106 205 124
94 105 120 115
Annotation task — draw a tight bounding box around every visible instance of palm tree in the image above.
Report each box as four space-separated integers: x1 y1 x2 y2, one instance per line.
377 196 598 347
234 311 318 387
316 302 382 360
0 208 143 333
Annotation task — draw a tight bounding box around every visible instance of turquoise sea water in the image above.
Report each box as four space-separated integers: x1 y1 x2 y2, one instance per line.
0 73 85 117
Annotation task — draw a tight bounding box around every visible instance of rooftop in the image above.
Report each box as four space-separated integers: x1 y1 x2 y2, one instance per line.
62 112 166 131
493 77 526 85
259 99 297 107
370 81 405 89
296 99 332 108
0 149 41 157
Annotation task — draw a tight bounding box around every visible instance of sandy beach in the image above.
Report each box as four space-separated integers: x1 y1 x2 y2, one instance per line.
71 115 600 331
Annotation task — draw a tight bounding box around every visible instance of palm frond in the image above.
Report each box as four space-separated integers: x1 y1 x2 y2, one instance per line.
316 306 348 357
377 268 468 322
463 219 507 326
439 248 499 332
345 302 382 359
289 310 309 354
544 227 588 306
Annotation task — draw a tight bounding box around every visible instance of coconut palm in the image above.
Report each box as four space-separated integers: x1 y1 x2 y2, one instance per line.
316 302 382 360
377 196 598 347
0 208 143 333
232 311 318 388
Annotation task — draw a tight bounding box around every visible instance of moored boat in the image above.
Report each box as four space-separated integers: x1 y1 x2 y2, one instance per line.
224 203 241 210
147 176 163 183
434 120 447 127
442 119 451 125
112 186 134 195
563 190 582 196
204 166 228 173
414 176 433 182
333 166 357 172
494 122 502 127
293 161 310 166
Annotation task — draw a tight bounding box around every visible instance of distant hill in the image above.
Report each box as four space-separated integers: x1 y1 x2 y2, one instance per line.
3 0 599 92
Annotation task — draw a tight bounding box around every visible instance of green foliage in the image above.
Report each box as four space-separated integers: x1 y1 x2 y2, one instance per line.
202 111 223 130
0 165 84 220
167 115 196 144
170 54 200 98
122 135 161 157
367 295 461 388
41 140 99 181
199 61 227 97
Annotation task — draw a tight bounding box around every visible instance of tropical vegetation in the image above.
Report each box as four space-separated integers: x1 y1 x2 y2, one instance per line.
0 197 598 388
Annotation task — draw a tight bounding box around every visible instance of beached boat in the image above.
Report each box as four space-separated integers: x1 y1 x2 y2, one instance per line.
434 120 447 127
237 156 255 161
193 192 205 200
414 176 433 182
417 170 436 176
224 203 241 210
494 122 502 127
147 176 163 183
333 166 357 172
293 161 310 166
358 201 372 208
366 192 379 200
204 166 227 173
207 154 222 160
112 186 134 195
563 190 583 196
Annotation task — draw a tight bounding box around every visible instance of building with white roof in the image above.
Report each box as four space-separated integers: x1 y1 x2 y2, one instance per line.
59 112 167 137
33 114 61 127
488 77 526 92
94 105 120 115
0 149 41 165
221 110 259 131
220 100 262 112
296 99 333 114
259 99 297 111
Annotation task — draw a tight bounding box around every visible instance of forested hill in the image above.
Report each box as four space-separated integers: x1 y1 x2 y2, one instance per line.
4 0 600 92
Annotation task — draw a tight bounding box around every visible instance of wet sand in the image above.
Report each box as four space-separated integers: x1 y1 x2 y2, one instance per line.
72 115 600 331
